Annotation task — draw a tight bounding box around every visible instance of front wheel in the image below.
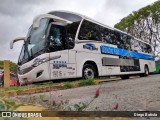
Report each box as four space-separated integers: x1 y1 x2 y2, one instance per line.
83 64 97 80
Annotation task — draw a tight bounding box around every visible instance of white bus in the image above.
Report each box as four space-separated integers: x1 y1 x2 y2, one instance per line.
10 11 155 85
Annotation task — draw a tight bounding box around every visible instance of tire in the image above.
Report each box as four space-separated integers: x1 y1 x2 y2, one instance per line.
83 64 97 80
120 75 129 80
140 65 149 77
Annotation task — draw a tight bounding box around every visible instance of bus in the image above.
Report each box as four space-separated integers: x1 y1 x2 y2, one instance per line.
10 11 156 85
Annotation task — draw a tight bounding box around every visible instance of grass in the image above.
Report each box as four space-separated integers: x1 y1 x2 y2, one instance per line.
64 79 95 88
0 81 56 92
63 81 74 88
78 79 95 87
0 79 99 96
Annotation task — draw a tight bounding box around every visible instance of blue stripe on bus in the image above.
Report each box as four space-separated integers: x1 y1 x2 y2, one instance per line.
101 45 155 60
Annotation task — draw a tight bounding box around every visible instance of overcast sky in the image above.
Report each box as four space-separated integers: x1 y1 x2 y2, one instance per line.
0 0 158 63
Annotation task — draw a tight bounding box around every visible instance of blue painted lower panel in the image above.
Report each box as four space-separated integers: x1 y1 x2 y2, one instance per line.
101 45 154 60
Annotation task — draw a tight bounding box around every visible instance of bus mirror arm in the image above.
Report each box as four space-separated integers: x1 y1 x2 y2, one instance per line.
10 37 25 49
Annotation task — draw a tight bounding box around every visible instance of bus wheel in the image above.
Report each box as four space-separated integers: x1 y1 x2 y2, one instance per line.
140 65 149 77
83 64 97 80
120 75 129 80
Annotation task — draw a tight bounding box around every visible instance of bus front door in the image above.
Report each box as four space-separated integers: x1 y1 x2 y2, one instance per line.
49 50 69 80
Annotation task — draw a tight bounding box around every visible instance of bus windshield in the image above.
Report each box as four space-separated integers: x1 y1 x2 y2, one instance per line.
18 12 82 65
18 18 49 65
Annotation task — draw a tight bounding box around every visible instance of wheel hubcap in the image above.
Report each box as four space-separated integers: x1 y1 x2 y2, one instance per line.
84 68 94 79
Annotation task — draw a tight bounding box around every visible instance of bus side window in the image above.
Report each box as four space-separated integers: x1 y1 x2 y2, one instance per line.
78 20 102 41
133 40 141 52
131 39 135 51
102 29 117 45
118 33 131 50
49 27 63 46
126 36 132 50
66 21 80 49
140 42 147 53
48 24 66 52
102 29 111 44
146 44 152 54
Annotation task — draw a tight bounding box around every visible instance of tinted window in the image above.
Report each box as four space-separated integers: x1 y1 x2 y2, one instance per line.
140 42 152 53
132 40 142 52
102 29 117 45
78 20 103 41
79 20 132 50
146 44 152 53
48 24 65 51
131 39 152 53
140 42 147 53
66 21 80 48
103 30 131 50
79 20 151 53
119 33 131 50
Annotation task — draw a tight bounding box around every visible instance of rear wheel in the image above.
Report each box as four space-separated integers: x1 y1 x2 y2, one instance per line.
140 65 149 77
83 64 97 79
120 75 129 80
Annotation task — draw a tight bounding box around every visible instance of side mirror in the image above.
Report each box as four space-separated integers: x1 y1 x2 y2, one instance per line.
10 37 25 49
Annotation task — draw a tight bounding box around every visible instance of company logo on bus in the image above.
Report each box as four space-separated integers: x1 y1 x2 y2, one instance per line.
83 44 98 51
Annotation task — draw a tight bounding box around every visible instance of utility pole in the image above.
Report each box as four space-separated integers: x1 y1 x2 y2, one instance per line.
4 60 10 88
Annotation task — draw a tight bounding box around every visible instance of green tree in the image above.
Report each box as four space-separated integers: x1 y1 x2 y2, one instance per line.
0 60 18 74
114 0 160 57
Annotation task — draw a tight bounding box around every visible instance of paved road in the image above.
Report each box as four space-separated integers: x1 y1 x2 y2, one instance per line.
17 74 160 112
